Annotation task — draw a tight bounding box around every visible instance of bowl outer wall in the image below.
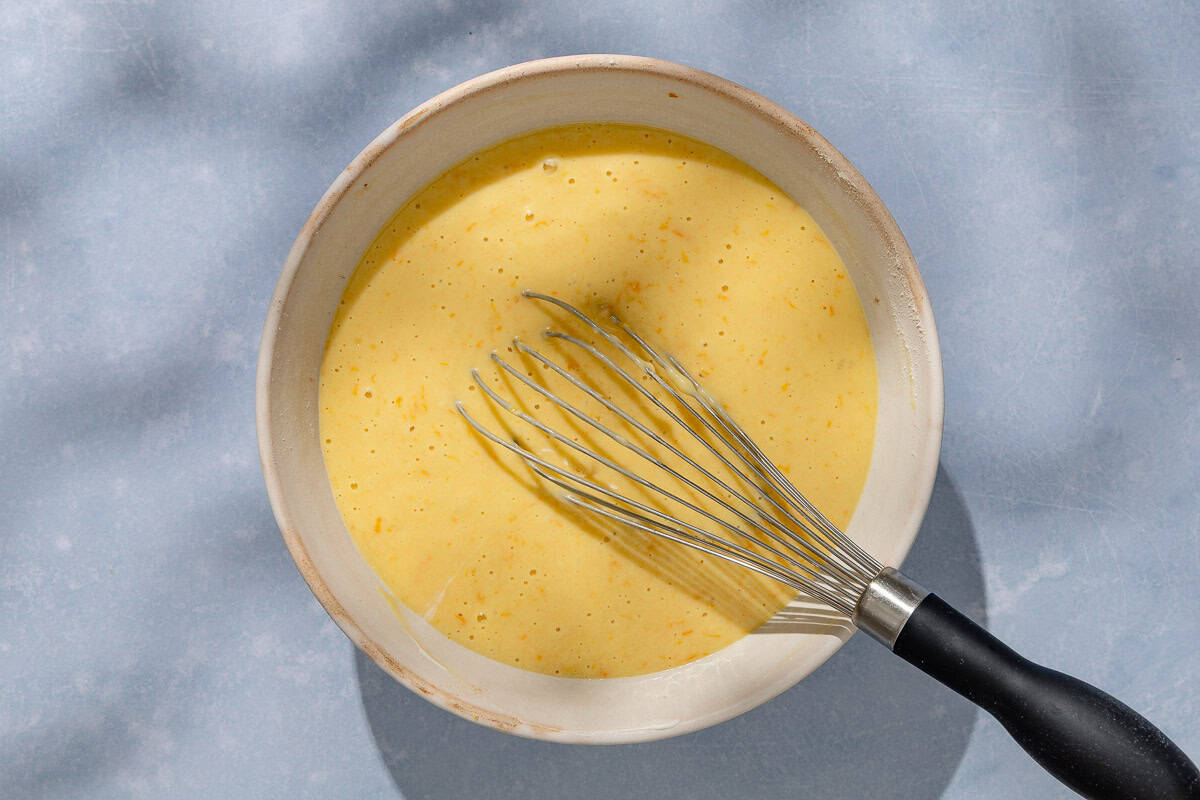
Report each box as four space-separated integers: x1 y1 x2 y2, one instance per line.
256 54 944 743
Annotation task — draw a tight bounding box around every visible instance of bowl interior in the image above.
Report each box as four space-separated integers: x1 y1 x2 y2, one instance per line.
257 55 943 743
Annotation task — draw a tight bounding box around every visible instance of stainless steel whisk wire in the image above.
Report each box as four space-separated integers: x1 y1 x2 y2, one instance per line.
454 290 1199 800
456 291 881 616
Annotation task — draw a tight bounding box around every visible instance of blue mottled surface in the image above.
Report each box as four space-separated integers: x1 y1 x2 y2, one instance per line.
2 2 1197 798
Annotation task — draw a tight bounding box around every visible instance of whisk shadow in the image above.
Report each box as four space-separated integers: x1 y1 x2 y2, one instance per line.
354 465 986 800
755 599 854 637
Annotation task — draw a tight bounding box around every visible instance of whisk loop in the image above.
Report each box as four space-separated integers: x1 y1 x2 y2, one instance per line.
455 290 881 616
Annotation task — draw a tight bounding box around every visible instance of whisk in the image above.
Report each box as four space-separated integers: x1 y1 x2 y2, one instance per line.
456 291 1198 800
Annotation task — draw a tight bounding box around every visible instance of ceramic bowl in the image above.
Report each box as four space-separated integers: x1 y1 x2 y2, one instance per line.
256 55 943 743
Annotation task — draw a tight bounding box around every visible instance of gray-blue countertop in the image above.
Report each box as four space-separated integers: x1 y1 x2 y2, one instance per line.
3 2 1198 798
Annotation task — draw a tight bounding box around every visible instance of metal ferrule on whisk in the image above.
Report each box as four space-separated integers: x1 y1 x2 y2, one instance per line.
852 567 930 649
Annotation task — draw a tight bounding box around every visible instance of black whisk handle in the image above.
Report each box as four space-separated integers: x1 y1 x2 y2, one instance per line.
892 593 1200 799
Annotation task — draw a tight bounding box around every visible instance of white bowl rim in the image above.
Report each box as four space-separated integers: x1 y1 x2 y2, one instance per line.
256 53 944 742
